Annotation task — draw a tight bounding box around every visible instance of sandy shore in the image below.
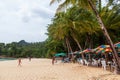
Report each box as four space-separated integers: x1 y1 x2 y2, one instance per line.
0 58 120 80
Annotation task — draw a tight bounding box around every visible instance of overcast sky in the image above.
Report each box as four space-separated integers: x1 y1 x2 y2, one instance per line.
0 0 58 43
0 0 108 44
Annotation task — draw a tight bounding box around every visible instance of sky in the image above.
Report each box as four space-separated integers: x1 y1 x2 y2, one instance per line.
0 0 58 43
0 0 107 44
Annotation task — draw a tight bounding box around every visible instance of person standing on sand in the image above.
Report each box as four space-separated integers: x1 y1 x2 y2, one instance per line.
18 58 22 67
52 56 55 65
29 56 31 61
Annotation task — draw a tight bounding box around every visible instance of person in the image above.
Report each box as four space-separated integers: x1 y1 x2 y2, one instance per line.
101 58 106 70
52 56 55 65
62 56 65 63
29 56 31 61
18 58 22 67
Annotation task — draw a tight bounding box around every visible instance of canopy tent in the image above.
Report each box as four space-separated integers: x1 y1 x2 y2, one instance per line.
54 53 66 57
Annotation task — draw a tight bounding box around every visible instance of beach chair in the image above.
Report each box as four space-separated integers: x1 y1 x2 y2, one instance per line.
84 59 90 66
64 58 70 63
101 60 107 70
80 59 84 65
92 59 98 66
77 58 81 64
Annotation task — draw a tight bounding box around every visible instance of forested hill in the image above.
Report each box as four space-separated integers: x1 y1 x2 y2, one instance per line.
0 40 49 58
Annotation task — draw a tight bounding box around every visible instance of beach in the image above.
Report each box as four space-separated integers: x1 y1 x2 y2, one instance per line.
0 58 120 80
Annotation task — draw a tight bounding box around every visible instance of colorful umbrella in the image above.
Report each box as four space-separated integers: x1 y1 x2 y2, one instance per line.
82 48 92 53
93 45 111 54
96 47 112 54
99 45 110 48
114 42 120 48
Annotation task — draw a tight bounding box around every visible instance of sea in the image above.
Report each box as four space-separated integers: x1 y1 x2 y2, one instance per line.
0 58 16 61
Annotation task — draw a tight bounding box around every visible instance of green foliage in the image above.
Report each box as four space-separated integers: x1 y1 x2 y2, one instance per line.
47 0 120 55
0 40 48 58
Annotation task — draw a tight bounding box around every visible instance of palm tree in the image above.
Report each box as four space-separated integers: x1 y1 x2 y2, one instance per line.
48 6 100 64
99 3 120 42
50 0 120 73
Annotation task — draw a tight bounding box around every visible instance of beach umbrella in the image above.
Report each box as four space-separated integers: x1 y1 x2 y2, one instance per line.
93 45 110 52
99 45 110 48
96 48 104 53
79 51 83 54
73 51 80 55
54 53 66 57
96 47 112 54
82 48 92 53
114 42 120 48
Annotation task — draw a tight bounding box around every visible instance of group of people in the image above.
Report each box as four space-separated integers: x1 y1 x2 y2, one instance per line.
18 57 31 67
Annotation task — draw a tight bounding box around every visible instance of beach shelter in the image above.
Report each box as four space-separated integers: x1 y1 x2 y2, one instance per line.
114 42 120 48
54 53 66 57
93 45 110 53
80 49 93 61
96 47 112 54
82 48 92 53
114 42 120 54
73 51 80 54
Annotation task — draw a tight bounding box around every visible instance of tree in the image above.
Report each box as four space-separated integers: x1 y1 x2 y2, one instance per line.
50 0 120 73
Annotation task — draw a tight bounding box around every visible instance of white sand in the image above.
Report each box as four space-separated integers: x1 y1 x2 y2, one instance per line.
0 58 120 80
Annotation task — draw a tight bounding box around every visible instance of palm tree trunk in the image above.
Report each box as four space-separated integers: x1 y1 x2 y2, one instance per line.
65 38 70 53
67 38 73 53
72 35 82 50
84 36 88 49
72 35 85 64
66 37 73 57
88 0 120 74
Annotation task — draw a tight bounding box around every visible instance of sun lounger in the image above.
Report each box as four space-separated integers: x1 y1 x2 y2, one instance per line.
84 59 90 66
92 59 98 66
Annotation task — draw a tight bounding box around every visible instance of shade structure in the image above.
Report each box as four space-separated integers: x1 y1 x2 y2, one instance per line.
54 53 66 57
99 45 110 48
114 42 120 48
82 48 92 53
96 47 112 54
73 51 81 55
93 45 111 54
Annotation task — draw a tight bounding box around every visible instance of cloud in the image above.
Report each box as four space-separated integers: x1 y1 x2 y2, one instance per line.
32 7 54 19
0 0 57 43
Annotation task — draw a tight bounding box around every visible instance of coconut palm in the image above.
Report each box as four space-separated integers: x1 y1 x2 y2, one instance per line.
47 6 100 63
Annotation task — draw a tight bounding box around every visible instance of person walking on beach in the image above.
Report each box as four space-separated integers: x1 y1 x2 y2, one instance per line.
18 58 22 67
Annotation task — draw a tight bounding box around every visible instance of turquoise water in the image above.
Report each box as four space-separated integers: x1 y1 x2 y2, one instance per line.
0 58 16 61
